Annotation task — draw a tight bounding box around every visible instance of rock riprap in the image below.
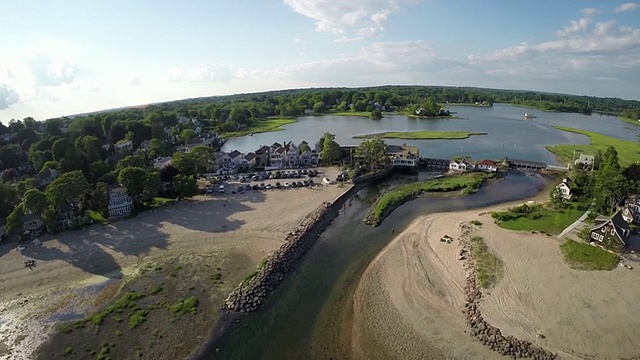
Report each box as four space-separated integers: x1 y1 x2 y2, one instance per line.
223 202 337 312
460 225 558 360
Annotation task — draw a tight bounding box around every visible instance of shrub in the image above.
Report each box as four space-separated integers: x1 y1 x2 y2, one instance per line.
169 296 199 315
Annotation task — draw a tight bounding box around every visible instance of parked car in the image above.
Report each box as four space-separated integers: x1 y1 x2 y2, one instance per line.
265 184 272 190
218 184 226 193
252 184 259 190
283 182 291 188
296 181 304 187
245 184 252 190
275 182 281 189
259 183 266 189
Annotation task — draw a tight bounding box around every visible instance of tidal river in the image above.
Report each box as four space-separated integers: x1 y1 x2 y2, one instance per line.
206 172 550 359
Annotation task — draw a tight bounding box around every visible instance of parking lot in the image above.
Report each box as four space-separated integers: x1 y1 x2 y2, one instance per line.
204 168 345 195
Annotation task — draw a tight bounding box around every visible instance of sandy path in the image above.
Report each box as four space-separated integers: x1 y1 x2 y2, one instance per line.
0 172 348 360
351 191 640 360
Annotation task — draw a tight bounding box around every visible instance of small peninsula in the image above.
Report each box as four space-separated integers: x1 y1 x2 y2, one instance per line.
546 125 640 167
353 131 487 140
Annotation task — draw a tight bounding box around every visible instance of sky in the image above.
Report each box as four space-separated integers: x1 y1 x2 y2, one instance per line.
1 0 640 122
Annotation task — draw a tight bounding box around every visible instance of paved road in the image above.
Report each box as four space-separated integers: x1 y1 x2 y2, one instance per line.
556 204 593 239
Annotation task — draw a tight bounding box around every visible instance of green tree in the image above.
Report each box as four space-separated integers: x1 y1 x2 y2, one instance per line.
51 138 73 162
44 118 63 136
172 151 203 176
174 174 198 199
143 171 162 200
320 132 342 165
88 161 112 184
23 189 49 215
356 137 388 170
189 145 216 174
118 154 148 169
550 186 564 207
0 144 22 169
118 166 147 202
6 205 25 236
370 109 382 119
75 135 104 163
87 182 109 218
313 101 326 113
46 170 91 207
0 183 19 219
16 178 40 196
148 138 166 158
180 129 197 144
299 142 312 154
593 146 627 214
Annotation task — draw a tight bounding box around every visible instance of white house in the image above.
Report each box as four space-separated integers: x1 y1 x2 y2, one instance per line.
300 150 319 166
476 159 498 172
556 178 573 200
268 146 287 170
286 143 299 167
238 153 256 170
575 154 595 167
114 139 133 153
38 168 59 187
108 187 133 219
139 139 152 151
153 156 173 170
387 144 419 168
23 214 43 236
449 160 467 171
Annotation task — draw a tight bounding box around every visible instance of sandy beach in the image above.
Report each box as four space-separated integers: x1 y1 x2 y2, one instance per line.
0 169 347 360
351 193 640 360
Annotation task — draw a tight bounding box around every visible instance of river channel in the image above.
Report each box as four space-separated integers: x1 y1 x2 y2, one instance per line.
223 104 640 165
209 172 550 359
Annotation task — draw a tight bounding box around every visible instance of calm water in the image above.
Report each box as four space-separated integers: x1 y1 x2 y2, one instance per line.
209 173 550 360
223 104 639 165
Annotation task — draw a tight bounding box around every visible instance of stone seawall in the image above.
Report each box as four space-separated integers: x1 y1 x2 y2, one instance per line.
459 223 558 360
222 170 393 313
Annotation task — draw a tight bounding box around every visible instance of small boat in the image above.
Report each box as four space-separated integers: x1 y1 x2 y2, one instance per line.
249 133 254 136
524 113 537 119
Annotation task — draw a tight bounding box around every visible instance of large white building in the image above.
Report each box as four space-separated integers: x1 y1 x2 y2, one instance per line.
108 187 133 219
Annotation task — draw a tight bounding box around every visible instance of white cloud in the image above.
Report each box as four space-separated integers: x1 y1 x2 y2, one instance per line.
293 38 306 43
581 7 601 16
167 64 248 83
128 77 142 87
27 55 79 86
615 2 640 13
557 18 592 37
283 0 421 38
0 83 20 110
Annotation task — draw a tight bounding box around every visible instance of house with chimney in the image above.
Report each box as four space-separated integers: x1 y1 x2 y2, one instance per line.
254 145 271 169
555 178 573 200
268 144 287 170
114 139 133 153
286 142 300 167
589 211 631 251
238 153 256 171
387 144 419 168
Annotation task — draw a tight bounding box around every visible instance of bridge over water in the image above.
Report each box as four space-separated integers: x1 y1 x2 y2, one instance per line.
418 157 568 172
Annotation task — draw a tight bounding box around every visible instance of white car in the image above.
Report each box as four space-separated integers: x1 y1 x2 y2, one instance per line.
283 182 291 188
218 184 226 193
322 177 332 184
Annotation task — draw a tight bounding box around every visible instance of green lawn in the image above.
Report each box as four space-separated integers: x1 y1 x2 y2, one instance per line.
223 118 297 138
493 203 586 235
560 239 619 270
353 131 487 140
546 125 640 167
88 210 107 224
366 172 495 226
151 197 177 207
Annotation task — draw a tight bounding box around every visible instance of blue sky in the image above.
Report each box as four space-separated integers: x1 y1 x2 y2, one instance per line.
1 0 639 122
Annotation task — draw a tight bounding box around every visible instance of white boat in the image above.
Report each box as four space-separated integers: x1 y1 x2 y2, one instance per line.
524 113 537 119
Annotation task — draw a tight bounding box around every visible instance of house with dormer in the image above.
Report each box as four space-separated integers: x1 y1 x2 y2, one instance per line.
268 143 287 170
589 211 631 251
449 159 467 171
388 144 419 168
300 150 319 166
23 214 43 236
254 145 271 169
38 168 59 187
286 142 299 167
239 153 256 171
555 178 573 200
